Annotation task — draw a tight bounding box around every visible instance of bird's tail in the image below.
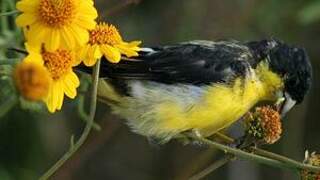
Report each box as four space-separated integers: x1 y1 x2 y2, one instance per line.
77 47 157 104
97 79 122 104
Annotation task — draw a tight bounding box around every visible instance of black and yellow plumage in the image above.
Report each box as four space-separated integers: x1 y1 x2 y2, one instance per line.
82 39 312 142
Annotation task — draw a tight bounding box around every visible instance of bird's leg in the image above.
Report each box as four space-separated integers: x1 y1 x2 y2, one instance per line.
214 132 257 150
178 129 205 145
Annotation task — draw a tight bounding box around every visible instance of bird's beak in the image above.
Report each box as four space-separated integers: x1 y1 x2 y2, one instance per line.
279 92 296 118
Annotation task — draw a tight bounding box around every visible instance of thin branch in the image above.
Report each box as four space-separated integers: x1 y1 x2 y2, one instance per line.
193 136 320 174
78 94 101 131
188 155 235 180
194 137 320 172
250 147 320 172
214 133 320 173
8 47 28 55
214 132 235 144
193 137 297 171
39 60 101 180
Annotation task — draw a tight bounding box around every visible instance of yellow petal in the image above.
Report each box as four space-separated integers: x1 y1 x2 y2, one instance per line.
76 4 98 29
100 45 121 63
78 44 89 61
69 71 80 88
45 29 61 52
45 84 57 113
115 43 139 57
128 41 142 47
74 15 97 30
69 25 89 48
15 13 37 27
74 49 84 66
26 22 49 47
84 44 102 66
56 82 64 110
61 27 76 50
24 53 43 65
16 0 39 12
63 73 78 98
25 42 41 54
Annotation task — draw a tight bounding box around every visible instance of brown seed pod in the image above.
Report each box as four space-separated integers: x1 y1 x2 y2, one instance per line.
301 151 320 180
244 105 282 144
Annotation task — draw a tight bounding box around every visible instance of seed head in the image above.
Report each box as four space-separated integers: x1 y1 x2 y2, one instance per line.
244 106 282 144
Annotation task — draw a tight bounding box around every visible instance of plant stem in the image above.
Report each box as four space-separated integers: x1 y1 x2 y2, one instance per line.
194 137 297 172
215 132 235 144
188 155 235 180
39 60 101 180
0 10 18 17
250 147 320 172
78 94 101 131
0 0 9 33
194 136 320 174
214 133 320 173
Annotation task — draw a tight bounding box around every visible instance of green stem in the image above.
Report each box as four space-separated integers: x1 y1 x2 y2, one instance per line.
0 10 18 17
39 60 101 180
5 0 21 38
0 0 9 33
78 94 101 131
214 133 320 173
251 147 320 172
194 137 307 172
189 155 235 180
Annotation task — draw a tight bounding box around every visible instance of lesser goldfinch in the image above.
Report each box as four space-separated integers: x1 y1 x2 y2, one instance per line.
85 39 312 143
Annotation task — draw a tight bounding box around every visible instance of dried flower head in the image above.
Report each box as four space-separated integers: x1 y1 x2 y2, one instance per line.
14 60 51 101
301 151 320 180
244 105 282 144
22 44 80 113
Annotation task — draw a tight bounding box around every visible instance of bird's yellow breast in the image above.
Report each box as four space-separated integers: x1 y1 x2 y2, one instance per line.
102 61 283 141
154 62 284 137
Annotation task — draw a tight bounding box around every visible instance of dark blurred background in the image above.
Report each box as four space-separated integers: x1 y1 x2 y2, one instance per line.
0 0 320 179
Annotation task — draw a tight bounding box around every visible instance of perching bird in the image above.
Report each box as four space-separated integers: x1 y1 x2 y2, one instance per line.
87 39 312 143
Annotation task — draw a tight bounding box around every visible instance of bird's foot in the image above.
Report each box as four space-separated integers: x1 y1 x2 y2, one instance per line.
178 129 205 145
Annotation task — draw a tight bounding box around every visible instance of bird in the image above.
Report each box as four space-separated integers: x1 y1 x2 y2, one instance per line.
83 39 312 143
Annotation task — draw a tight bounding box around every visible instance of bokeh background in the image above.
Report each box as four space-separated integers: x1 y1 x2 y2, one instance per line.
0 0 320 179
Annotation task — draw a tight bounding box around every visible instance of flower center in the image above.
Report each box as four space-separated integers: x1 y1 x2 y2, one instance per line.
89 23 123 45
14 61 51 101
42 49 74 80
38 0 76 27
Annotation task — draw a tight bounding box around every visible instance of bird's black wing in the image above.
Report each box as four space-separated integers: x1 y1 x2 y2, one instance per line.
99 40 255 85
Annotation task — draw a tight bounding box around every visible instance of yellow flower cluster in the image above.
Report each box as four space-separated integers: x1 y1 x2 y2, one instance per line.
14 0 141 112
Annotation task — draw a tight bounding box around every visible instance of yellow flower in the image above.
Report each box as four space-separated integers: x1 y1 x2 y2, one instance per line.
16 0 98 51
14 58 51 101
79 22 141 66
25 44 80 113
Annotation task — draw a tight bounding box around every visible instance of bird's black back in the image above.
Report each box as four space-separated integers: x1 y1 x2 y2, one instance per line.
98 40 256 86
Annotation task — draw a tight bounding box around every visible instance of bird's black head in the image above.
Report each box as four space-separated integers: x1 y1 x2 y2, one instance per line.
247 39 312 116
268 40 312 104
